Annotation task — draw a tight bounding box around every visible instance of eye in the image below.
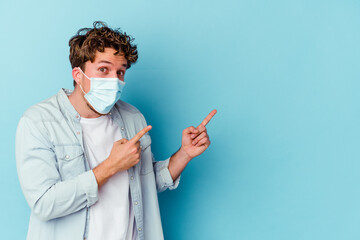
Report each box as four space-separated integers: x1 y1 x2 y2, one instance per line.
99 67 107 73
117 71 125 77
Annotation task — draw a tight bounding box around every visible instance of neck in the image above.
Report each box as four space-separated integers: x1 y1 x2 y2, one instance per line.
68 86 102 118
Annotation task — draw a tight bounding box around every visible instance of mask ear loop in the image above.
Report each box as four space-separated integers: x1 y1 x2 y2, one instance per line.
79 83 87 95
77 67 90 95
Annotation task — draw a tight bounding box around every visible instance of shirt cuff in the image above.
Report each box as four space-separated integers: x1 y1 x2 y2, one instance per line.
78 170 99 207
157 158 181 190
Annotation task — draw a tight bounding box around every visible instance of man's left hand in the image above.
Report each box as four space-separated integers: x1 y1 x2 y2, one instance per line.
179 109 217 160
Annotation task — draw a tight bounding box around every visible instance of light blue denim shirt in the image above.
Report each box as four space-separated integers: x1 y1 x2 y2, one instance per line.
16 89 180 240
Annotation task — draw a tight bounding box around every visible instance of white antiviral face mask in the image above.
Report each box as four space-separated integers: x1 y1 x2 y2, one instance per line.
78 67 125 114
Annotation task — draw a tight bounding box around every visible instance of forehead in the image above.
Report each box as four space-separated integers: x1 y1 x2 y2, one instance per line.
92 48 127 67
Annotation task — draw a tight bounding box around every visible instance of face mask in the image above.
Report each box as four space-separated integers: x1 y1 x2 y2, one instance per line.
77 67 125 114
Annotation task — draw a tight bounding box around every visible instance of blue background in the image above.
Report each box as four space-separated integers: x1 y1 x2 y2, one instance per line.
1 0 360 239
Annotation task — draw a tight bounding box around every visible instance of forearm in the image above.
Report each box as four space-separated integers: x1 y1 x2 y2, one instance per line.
92 158 117 188
168 148 192 181
31 171 98 221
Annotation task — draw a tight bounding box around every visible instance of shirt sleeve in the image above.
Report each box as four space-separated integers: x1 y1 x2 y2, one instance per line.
153 157 181 193
15 116 98 221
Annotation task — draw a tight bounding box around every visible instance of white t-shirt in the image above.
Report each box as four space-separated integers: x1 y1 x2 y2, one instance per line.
80 115 137 240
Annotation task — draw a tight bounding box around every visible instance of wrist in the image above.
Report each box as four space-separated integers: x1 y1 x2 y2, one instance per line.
178 147 193 163
168 147 192 181
93 158 117 188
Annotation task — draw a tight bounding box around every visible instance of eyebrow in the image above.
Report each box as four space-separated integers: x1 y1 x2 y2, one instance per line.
97 60 127 68
98 60 113 65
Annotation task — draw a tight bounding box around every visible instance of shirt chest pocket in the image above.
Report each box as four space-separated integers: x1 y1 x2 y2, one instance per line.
139 134 153 175
54 145 86 180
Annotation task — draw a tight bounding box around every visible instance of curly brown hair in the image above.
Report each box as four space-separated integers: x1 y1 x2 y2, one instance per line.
69 21 138 86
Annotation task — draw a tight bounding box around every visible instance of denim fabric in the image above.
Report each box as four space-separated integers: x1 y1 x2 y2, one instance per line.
16 89 180 240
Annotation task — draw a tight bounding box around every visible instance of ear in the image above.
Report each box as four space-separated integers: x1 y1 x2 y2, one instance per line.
72 67 82 85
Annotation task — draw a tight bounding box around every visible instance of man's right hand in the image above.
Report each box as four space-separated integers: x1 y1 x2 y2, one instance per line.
93 125 152 188
107 125 152 172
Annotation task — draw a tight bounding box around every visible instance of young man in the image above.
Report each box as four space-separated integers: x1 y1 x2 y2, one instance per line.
16 21 216 240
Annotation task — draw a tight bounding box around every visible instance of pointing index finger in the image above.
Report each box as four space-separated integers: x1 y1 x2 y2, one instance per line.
130 125 152 143
198 109 217 128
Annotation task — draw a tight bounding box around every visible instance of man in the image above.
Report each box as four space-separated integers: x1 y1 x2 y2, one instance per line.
16 21 216 240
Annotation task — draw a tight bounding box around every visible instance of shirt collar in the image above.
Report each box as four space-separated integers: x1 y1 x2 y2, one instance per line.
57 88 81 120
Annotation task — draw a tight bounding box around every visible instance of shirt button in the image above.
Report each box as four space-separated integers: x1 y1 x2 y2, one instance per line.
121 127 124 130
65 155 70 160
130 176 134 180
138 227 142 231
135 201 138 205
109 112 112 115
